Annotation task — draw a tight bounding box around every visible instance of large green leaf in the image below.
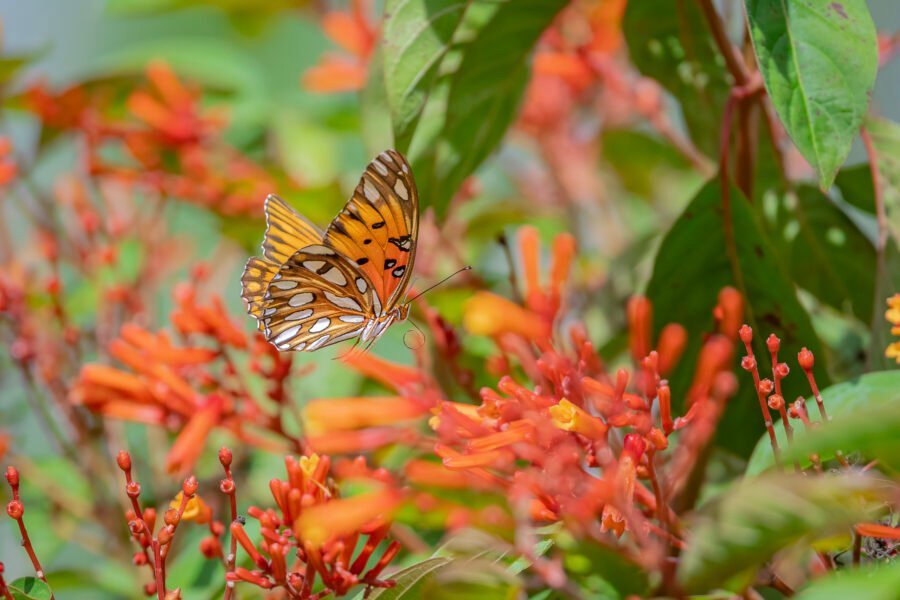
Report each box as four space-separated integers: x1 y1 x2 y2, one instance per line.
747 370 900 474
679 472 887 593
745 0 878 189
382 0 469 149
8 578 53 600
623 0 731 155
793 562 900 600
368 557 453 600
761 186 875 322
381 0 567 216
646 179 828 457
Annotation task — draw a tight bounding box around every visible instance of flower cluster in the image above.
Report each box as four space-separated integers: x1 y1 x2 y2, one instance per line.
25 62 284 217
71 270 298 474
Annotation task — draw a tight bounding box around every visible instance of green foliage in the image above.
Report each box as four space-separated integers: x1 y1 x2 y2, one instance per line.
379 0 567 216
679 472 887 593
623 0 731 155
793 562 900 600
647 179 828 456
8 578 53 600
747 370 900 475
367 557 453 599
746 0 878 189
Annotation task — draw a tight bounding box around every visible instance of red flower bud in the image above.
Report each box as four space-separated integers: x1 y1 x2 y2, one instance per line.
623 433 647 460
758 378 774 394
767 394 785 411
126 481 141 499
220 479 235 495
741 355 756 371
766 334 781 353
218 447 233 468
739 324 753 344
5 466 19 487
133 552 148 566
117 451 132 472
6 500 23 519
183 475 198 496
164 508 179 526
798 347 814 370
774 363 790 378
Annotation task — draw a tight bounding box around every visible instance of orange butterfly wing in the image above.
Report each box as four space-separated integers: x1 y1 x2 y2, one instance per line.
323 150 418 314
241 195 324 326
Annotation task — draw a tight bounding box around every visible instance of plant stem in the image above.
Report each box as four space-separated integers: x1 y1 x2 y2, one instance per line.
861 127 890 371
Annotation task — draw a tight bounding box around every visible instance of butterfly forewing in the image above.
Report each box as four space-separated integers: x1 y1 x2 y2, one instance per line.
260 245 375 351
323 149 418 313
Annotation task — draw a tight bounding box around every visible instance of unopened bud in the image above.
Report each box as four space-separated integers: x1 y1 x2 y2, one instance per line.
5 466 19 487
798 347 814 370
6 500 23 519
183 475 198 497
774 363 790 378
116 451 132 472
126 481 141 499
739 324 753 344
767 394 785 411
766 334 780 353
741 355 756 371
218 447 233 468
758 378 774 394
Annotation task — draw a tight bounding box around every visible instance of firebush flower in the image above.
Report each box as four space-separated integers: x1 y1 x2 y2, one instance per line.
303 0 378 93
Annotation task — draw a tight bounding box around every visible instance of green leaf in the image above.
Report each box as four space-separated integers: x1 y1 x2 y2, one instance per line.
8 578 53 600
361 49 396 156
746 370 900 475
761 186 875 322
794 562 900 600
745 0 878 189
678 472 887 593
382 0 469 149
646 179 828 457
865 117 900 235
835 164 875 214
381 0 567 216
368 557 453 600
623 0 731 155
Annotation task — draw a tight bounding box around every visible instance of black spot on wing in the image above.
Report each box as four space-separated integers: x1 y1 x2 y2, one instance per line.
384 259 397 269
372 221 386 229
392 266 406 278
356 257 369 265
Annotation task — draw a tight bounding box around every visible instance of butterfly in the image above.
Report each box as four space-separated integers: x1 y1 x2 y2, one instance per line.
241 149 419 352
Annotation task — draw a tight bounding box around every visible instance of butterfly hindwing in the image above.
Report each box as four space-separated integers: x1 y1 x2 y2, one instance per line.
259 245 375 351
323 149 418 314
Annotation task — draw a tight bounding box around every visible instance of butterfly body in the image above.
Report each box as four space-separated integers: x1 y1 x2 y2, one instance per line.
241 149 418 352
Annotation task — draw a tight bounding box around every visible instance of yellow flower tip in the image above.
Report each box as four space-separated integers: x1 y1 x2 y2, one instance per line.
463 291 548 339
299 453 320 478
886 342 900 362
428 415 441 431
549 399 578 431
170 491 209 523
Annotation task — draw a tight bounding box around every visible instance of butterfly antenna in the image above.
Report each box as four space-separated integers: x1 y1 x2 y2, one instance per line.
406 266 472 303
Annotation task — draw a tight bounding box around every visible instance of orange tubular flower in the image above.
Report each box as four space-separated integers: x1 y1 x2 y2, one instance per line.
165 397 223 475
295 487 402 548
464 291 550 340
306 426 416 455
549 399 608 440
885 294 900 362
303 0 378 93
305 396 427 432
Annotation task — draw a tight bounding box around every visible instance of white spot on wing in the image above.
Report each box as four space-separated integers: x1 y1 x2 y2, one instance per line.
322 268 347 286
394 179 409 200
272 280 298 290
303 260 325 272
373 160 389 176
380 151 395 165
274 325 301 345
308 335 331 350
339 315 365 324
304 245 335 256
364 181 379 202
310 317 331 333
325 291 363 311
286 309 313 321
264 307 276 316
295 342 307 351
355 277 368 293
289 292 314 307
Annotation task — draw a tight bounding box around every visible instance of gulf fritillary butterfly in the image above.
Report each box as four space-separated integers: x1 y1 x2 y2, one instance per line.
241 149 418 352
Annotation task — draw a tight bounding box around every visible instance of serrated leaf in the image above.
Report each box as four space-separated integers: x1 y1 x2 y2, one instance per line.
9 578 53 600
368 557 453 600
623 0 731 155
646 179 828 457
746 370 900 475
746 0 878 189
793 561 900 600
679 472 887 592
